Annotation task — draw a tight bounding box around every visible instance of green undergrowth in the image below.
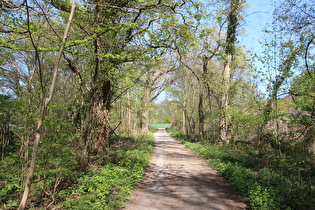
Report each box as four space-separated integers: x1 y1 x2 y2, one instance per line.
0 132 154 210
58 132 154 209
168 129 315 210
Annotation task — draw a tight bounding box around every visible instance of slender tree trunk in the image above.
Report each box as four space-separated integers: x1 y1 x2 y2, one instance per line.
142 110 149 132
219 0 240 144
127 93 131 135
220 54 232 144
141 86 150 132
80 103 92 168
182 109 186 134
18 1 76 209
198 90 205 139
199 56 211 140
263 52 297 126
259 47 297 144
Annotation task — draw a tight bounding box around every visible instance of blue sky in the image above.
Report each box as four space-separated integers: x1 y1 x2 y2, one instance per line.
240 0 275 51
240 0 276 95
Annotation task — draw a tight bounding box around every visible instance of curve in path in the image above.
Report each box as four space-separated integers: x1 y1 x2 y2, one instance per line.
123 128 247 210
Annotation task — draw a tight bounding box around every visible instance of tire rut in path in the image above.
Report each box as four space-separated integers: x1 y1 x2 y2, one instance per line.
122 128 247 210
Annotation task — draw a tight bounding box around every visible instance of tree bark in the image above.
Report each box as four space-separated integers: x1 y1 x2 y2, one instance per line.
219 0 240 144
127 93 131 135
182 109 186 134
198 90 205 139
141 86 150 132
91 95 110 155
220 54 232 144
18 1 76 209
78 0 114 166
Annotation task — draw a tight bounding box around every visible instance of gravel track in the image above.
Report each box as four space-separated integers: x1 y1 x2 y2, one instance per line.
122 128 247 210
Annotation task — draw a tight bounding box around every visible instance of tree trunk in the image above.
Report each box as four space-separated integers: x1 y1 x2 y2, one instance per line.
18 1 76 209
91 95 110 155
259 47 297 143
141 86 150 132
79 79 112 166
79 102 92 168
198 90 205 140
127 94 131 135
219 0 240 144
142 110 149 132
78 1 113 165
220 54 232 144
182 109 186 134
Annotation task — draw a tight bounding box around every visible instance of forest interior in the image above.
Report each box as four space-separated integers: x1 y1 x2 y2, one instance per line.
1 0 315 209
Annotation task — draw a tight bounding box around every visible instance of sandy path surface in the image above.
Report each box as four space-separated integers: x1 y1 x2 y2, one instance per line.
122 128 247 210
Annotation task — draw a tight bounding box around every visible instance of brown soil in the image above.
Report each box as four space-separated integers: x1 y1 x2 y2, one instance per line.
122 128 248 210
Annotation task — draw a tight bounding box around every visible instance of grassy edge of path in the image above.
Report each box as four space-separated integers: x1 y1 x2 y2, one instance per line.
167 129 315 210
55 132 155 210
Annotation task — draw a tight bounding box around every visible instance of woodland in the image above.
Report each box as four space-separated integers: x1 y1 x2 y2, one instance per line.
0 0 315 209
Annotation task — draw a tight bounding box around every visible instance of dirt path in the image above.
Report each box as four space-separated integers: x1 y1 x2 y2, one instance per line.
122 128 247 210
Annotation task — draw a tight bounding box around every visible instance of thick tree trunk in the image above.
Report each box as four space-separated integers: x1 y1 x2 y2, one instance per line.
79 0 113 161
79 80 111 167
91 96 110 155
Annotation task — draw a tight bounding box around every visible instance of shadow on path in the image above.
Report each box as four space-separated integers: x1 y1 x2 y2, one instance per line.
122 128 247 210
